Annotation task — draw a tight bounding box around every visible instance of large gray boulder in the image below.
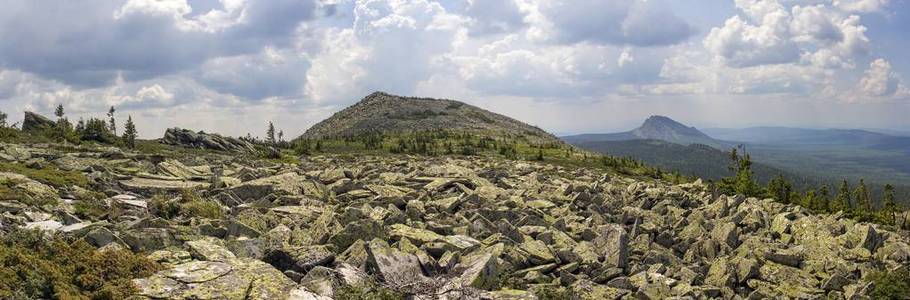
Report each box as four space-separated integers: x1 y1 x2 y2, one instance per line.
162 127 256 153
22 111 55 131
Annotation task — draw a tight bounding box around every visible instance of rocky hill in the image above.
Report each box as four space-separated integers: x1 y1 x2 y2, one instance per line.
563 115 730 149
299 92 559 144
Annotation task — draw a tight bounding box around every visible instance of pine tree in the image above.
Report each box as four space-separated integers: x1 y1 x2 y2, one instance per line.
123 115 137 149
267 122 276 144
883 184 897 223
55 104 64 119
766 175 792 204
854 179 871 212
535 149 544 161
733 151 761 197
818 185 831 212
278 130 284 143
107 106 116 135
834 180 852 212
0 110 7 128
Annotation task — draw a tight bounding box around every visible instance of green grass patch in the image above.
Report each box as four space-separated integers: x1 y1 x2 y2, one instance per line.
0 162 89 188
149 190 224 220
0 229 161 299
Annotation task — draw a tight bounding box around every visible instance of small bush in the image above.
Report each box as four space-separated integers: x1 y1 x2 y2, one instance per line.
868 269 910 299
335 281 403 300
0 229 161 299
180 200 224 219
149 194 180 219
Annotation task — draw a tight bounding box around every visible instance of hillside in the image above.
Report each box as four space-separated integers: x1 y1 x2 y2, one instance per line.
563 115 731 149
299 92 559 144
573 139 807 184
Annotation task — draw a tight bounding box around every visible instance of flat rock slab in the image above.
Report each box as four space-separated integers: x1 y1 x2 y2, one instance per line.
163 261 233 283
119 178 208 195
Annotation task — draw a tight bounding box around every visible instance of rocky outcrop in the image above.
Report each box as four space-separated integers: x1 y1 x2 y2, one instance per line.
22 111 55 131
162 127 256 153
1 140 908 299
298 91 559 143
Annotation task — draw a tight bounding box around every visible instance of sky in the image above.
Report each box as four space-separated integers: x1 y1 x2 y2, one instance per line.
0 0 908 138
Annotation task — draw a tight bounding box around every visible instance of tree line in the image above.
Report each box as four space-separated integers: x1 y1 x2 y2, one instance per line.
0 105 138 149
716 145 907 228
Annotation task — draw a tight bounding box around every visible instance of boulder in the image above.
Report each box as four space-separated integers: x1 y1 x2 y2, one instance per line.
22 111 55 132
162 127 256 152
593 224 629 269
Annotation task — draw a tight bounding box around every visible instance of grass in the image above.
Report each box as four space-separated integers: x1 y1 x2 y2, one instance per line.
149 190 224 220
290 129 671 183
0 229 161 299
0 162 89 188
334 280 403 300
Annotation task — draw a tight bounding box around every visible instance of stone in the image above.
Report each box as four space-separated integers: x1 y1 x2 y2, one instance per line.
162 127 256 152
451 244 503 290
186 238 236 262
118 178 208 195
365 239 427 287
163 261 233 283
264 245 335 273
711 222 740 249
593 224 629 269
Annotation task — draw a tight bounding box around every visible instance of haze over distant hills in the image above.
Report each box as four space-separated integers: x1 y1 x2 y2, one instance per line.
562 115 910 202
563 115 731 149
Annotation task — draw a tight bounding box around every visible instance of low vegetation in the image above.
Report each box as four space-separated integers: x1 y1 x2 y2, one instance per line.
0 229 160 299
149 189 224 220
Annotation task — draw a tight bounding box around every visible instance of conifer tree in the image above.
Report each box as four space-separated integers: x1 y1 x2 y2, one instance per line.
854 179 871 212
834 180 852 212
107 106 116 135
123 115 137 149
267 122 276 144
883 184 897 223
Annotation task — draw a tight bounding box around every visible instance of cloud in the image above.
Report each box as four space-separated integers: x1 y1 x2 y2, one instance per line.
705 0 870 69
462 0 526 35
0 0 316 88
305 0 466 104
859 58 907 98
528 0 695 47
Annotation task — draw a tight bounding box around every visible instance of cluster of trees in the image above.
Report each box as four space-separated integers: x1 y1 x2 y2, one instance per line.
717 146 907 228
0 105 138 149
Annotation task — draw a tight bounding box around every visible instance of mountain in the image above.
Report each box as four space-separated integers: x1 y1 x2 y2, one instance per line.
300 91 559 143
703 126 910 151
573 139 816 186
563 115 731 149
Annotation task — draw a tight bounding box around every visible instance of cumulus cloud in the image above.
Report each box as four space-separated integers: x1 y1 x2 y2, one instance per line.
305 0 466 104
859 58 907 98
705 0 870 69
462 0 526 35
528 0 695 46
0 0 316 87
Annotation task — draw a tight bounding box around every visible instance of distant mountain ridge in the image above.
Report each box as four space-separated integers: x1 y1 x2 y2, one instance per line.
563 115 731 149
299 92 559 143
703 127 910 151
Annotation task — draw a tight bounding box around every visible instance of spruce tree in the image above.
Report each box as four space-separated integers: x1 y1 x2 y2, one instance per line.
55 104 64 119
854 179 871 212
834 180 852 212
267 122 276 144
0 110 7 128
883 184 897 223
123 115 137 149
107 106 116 135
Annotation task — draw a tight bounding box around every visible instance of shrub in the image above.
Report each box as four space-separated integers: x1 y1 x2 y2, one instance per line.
0 229 161 299
180 200 224 219
335 281 403 300
868 269 910 299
